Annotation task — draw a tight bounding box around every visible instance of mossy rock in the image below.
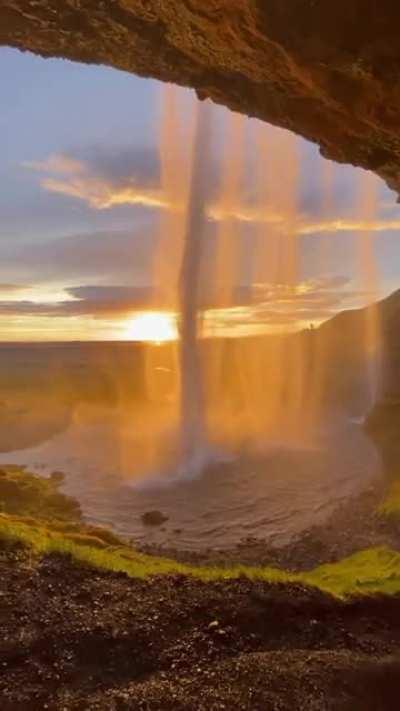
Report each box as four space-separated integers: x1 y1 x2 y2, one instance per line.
0 467 82 522
142 510 169 526
84 525 124 546
0 469 133 557
63 533 108 549
0 477 25 501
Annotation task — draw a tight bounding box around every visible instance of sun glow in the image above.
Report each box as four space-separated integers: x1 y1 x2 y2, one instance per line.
125 312 177 343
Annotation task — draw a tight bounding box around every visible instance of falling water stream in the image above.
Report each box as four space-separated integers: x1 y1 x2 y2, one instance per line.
178 99 211 471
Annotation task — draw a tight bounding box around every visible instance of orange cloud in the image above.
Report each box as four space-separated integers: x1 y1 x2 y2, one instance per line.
24 153 85 175
209 209 400 235
297 218 400 235
24 151 171 211
41 176 170 210
24 152 400 236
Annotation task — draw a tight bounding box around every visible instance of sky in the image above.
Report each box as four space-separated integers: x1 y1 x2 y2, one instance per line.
1 46 400 341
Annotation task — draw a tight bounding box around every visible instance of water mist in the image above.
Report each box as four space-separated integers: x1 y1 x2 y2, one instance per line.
139 92 384 483
356 170 382 408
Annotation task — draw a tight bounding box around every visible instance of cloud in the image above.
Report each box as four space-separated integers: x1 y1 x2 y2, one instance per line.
208 206 400 236
0 284 29 293
0 275 361 333
41 177 169 211
0 214 375 336
24 147 169 211
64 285 159 315
66 285 153 302
25 154 85 176
0 286 160 318
204 304 337 334
297 218 400 236
0 301 55 316
0 228 159 284
202 275 368 332
25 149 400 238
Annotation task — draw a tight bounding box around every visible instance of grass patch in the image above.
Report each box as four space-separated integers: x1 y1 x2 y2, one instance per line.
379 480 400 518
2 513 400 598
0 465 125 547
304 547 400 597
2 465 400 599
0 513 293 582
0 465 81 521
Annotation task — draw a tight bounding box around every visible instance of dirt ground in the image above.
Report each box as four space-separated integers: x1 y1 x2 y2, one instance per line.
1 542 400 711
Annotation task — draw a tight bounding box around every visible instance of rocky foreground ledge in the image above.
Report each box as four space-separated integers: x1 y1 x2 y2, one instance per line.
1 544 400 711
1 466 400 708
1 1 400 194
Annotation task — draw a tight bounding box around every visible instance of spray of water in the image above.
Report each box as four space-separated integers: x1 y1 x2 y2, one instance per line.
134 93 384 483
206 119 307 446
356 170 382 406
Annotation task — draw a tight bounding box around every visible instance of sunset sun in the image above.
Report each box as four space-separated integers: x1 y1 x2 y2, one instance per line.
125 312 177 343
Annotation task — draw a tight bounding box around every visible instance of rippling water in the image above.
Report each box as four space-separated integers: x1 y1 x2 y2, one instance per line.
0 406 381 550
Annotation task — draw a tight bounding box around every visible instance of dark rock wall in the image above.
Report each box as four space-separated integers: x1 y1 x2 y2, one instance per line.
1 1 400 194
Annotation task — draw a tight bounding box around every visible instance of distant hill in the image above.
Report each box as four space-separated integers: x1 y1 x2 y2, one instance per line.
312 288 400 403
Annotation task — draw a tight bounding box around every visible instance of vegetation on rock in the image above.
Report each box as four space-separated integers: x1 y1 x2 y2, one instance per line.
2 466 400 598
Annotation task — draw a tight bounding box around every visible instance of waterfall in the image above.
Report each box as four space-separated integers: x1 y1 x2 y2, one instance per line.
178 99 212 469
138 90 384 482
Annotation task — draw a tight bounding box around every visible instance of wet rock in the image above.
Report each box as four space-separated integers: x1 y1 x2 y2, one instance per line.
141 510 169 526
50 470 65 483
208 620 220 630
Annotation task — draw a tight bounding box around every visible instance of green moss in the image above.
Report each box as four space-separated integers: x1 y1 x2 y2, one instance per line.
0 466 81 521
2 466 400 599
2 513 400 598
0 466 128 549
379 480 400 517
0 513 293 582
62 532 110 549
304 547 400 596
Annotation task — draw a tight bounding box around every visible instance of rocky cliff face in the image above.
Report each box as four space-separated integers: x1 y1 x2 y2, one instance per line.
365 290 400 473
314 288 400 471
1 1 400 194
